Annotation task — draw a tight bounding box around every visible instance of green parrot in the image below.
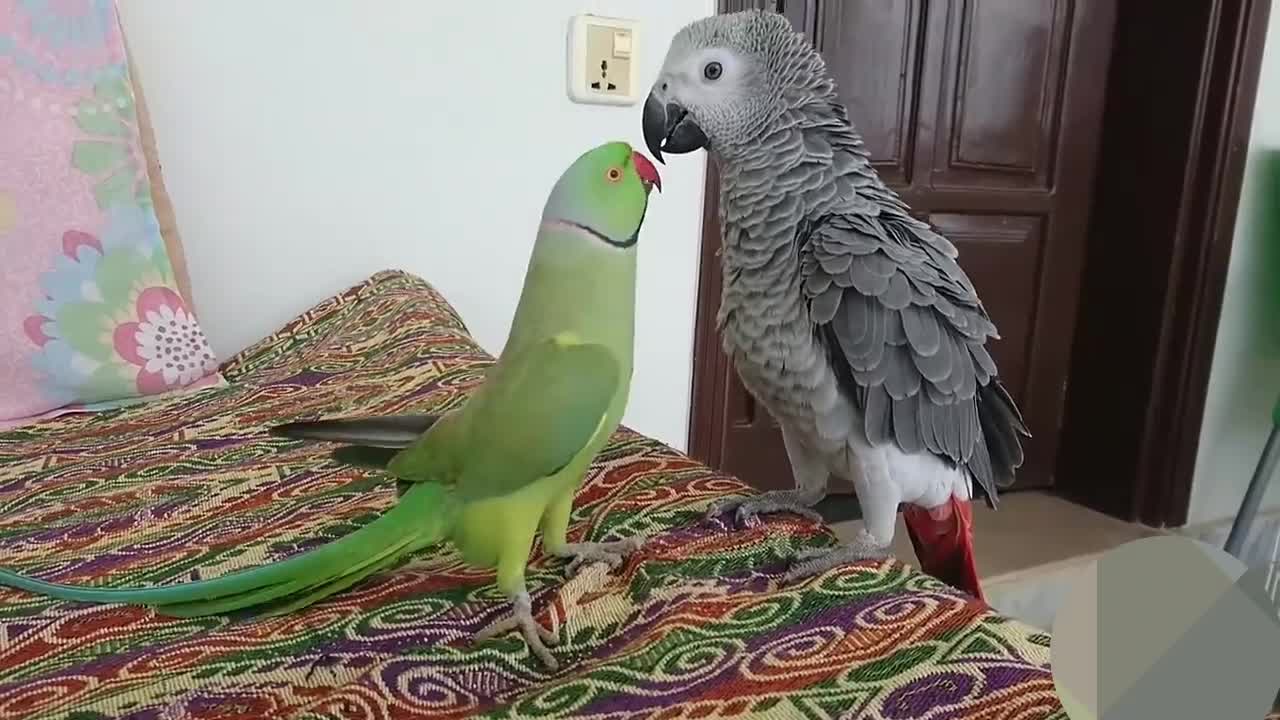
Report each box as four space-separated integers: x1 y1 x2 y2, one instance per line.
0 140 662 670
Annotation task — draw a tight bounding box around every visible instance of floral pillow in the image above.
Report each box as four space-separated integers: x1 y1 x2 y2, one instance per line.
0 0 224 427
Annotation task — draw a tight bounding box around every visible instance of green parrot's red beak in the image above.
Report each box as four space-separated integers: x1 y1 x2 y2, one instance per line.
633 150 662 193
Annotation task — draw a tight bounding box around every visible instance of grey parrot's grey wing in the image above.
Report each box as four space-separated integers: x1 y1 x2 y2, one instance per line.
804 211 1028 506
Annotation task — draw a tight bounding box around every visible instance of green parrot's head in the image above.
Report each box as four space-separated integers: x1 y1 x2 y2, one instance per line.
541 141 661 249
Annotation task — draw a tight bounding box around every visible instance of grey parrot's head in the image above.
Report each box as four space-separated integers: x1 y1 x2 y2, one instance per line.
643 10 827 164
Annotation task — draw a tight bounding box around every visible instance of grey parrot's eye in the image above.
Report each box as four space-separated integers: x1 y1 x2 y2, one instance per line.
703 61 723 81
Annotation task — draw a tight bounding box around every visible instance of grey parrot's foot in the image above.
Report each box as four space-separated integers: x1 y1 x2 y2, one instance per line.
555 536 645 577
705 490 824 527
474 592 560 670
782 529 891 583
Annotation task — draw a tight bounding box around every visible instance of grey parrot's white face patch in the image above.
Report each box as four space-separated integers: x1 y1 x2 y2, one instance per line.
664 47 750 104
650 10 830 157
654 45 766 151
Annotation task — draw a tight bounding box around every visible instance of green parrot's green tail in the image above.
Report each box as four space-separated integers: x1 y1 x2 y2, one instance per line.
0 483 453 617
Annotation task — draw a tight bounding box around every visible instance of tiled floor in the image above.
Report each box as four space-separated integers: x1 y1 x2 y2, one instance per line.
823 491 1163 629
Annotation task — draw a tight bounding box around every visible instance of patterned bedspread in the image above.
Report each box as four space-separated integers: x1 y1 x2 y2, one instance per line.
0 271 1065 720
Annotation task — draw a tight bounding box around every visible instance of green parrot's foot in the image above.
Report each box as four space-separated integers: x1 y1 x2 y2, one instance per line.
705 490 824 527
474 591 560 670
555 535 644 577
782 529 890 583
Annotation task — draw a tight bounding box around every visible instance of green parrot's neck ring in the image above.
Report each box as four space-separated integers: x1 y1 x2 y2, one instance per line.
557 219 641 249
565 220 634 248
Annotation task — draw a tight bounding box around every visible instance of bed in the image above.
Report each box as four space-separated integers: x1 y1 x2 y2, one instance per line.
0 270 1066 720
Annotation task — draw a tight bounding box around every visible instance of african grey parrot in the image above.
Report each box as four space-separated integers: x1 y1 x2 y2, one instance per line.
642 10 1028 600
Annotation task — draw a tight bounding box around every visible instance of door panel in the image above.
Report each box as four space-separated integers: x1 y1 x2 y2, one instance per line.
692 1 1116 494
928 0 1073 190
821 0 925 185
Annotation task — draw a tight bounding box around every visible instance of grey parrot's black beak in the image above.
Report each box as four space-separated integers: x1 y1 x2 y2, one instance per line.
642 92 707 165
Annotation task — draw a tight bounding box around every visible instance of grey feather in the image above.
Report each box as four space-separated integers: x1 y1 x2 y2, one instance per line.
942 403 961 460
908 277 938 300
834 295 885 369
864 384 892 445
880 272 913 310
269 414 440 448
925 381 952 406
809 286 842 324
883 344 921 400
838 292 872 342
862 253 897 278
931 296 958 319
885 310 908 345
853 361 890 387
846 214 889 244
930 400 951 456
911 340 952 384
803 132 833 160
971 343 998 382
977 387 1020 490
967 432 996 503
848 256 891 295
892 395 923 454
901 306 942 357
805 272 833 296
945 336 969 395
818 249 852 275
919 397 942 454
955 346 977 400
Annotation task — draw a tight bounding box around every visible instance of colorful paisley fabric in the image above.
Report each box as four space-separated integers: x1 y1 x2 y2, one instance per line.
0 271 1068 720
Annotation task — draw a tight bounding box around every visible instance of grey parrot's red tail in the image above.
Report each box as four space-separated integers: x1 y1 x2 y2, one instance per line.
902 496 985 603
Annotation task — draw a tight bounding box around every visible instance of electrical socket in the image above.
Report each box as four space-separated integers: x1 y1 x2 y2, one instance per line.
567 15 640 106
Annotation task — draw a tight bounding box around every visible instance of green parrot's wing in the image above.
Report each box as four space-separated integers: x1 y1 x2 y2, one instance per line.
388 334 620 501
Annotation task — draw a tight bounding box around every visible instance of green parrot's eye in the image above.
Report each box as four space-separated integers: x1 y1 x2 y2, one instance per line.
606 167 623 182
703 61 723 80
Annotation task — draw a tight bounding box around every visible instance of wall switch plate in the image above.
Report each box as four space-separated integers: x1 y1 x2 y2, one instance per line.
567 14 640 106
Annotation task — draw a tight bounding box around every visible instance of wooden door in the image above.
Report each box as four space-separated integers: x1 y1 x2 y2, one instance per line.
689 0 1117 493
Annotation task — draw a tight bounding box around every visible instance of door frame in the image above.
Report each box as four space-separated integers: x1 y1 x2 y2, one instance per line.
688 0 1274 526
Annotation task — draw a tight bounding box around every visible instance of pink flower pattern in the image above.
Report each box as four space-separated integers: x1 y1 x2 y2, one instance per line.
113 287 218 395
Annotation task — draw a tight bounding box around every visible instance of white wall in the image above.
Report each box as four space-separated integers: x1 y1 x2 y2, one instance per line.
1189 4 1280 525
116 1 714 451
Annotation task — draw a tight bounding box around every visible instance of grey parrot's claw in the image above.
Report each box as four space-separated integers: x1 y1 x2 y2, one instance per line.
557 536 644 578
793 546 836 562
704 499 740 521
791 506 825 524
475 592 560 670
782 534 891 584
707 495 824 528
